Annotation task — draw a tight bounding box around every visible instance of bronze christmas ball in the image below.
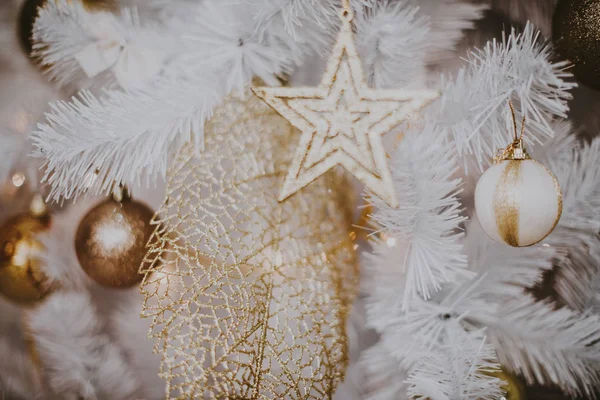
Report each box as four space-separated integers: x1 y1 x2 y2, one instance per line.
495 369 526 400
75 196 155 288
553 0 600 90
0 213 52 304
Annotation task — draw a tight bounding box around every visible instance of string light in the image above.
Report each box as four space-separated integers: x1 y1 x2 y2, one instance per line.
11 173 25 187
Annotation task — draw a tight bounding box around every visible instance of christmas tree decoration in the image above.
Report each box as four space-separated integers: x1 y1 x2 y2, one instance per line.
13 0 600 399
252 0 438 208
475 103 562 247
484 368 526 400
75 187 154 288
140 90 358 399
553 0 600 90
494 369 526 400
0 195 52 304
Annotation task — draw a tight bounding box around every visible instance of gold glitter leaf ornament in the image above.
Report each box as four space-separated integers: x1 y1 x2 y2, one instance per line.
140 89 358 399
252 0 439 208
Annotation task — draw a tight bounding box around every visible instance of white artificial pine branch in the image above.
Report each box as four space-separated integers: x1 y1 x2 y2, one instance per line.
26 291 141 400
144 0 200 19
361 343 410 400
587 275 600 314
33 78 220 201
406 330 503 400
34 0 331 201
253 0 338 40
549 136 600 241
367 121 470 312
465 220 555 300
538 135 600 310
438 23 575 171
33 0 173 90
492 0 557 36
179 1 295 93
368 280 503 400
355 0 429 89
0 337 44 399
406 0 488 65
109 292 164 399
478 296 600 397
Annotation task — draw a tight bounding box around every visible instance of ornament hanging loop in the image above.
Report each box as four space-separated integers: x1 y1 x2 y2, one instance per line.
110 182 131 203
494 101 531 163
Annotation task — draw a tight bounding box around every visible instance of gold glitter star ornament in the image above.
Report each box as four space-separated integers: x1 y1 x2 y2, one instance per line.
252 0 439 208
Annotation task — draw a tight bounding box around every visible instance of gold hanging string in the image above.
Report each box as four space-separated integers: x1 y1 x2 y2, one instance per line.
509 100 518 141
494 101 531 163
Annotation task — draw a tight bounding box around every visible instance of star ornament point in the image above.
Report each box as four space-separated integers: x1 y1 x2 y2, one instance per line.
252 18 439 208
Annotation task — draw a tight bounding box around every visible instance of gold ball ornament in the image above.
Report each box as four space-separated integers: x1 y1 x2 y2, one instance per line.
475 104 562 248
0 198 52 304
553 0 600 90
75 191 155 288
486 369 526 400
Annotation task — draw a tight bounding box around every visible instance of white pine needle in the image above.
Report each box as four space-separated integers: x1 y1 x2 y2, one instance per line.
406 0 488 64
465 220 555 300
33 77 220 201
361 343 410 400
355 0 430 89
367 121 471 310
33 0 174 90
481 297 600 397
26 292 141 399
407 331 503 400
438 23 575 171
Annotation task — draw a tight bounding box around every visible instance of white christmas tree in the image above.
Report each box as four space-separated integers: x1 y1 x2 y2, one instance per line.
0 0 598 399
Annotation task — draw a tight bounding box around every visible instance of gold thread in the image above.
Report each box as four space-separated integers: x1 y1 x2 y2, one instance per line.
508 101 518 141
495 102 530 163
494 161 521 247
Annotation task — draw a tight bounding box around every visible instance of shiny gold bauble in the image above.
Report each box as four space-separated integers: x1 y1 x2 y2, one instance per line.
75 195 155 288
493 369 526 400
0 212 52 304
553 0 600 90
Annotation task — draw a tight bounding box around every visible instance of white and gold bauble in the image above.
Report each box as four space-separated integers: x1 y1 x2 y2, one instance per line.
475 105 562 247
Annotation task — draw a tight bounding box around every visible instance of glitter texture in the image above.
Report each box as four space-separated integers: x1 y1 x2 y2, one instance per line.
553 0 600 89
139 90 358 399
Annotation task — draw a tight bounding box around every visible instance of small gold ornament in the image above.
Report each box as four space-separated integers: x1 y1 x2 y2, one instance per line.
75 188 154 288
0 195 52 304
475 102 562 247
553 0 600 90
492 369 526 400
252 0 438 208
140 90 358 399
